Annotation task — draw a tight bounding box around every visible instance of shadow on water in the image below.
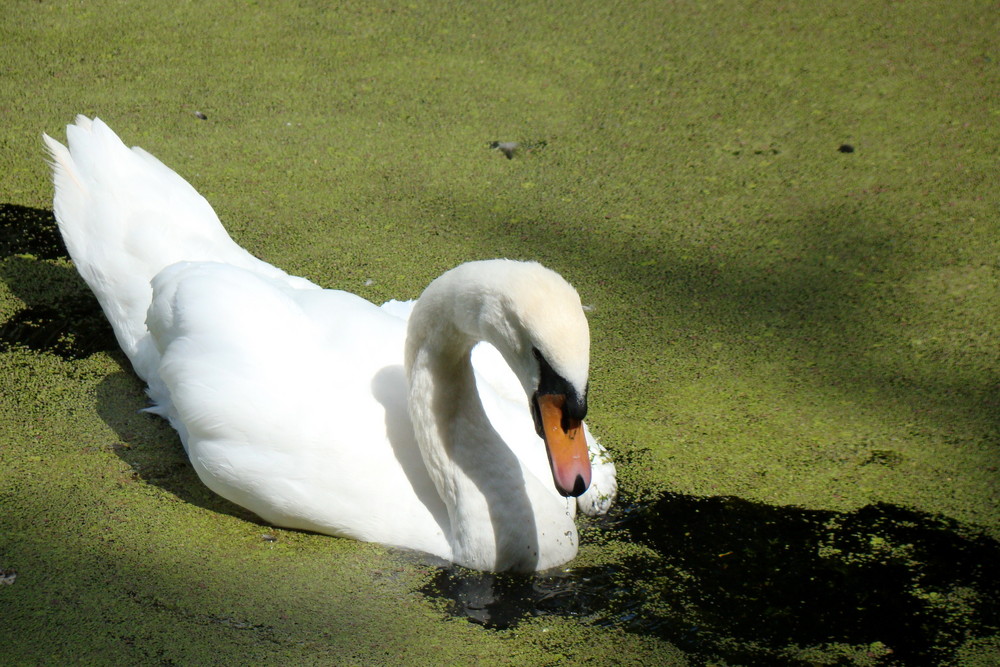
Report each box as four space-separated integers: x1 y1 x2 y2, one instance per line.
0 203 117 359
421 493 999 666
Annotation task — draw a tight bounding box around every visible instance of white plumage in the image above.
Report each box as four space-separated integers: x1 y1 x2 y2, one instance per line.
44 116 616 572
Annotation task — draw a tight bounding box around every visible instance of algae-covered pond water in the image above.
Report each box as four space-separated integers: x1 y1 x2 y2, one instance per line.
2 1 998 664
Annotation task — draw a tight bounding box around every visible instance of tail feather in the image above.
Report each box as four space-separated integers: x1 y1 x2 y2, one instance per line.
44 116 317 382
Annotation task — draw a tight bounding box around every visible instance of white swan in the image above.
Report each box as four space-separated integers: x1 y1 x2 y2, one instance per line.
43 116 616 572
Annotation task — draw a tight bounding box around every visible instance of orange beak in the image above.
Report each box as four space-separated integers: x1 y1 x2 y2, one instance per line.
535 393 592 497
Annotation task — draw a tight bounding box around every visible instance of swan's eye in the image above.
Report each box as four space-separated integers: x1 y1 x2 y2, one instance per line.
533 347 587 423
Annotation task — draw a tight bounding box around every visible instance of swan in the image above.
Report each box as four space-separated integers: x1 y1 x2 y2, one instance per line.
43 116 616 572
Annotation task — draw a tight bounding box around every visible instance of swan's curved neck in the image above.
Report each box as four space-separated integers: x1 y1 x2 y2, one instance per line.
403 266 576 571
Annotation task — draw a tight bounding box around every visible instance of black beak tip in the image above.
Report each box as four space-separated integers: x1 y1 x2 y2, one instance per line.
559 474 588 498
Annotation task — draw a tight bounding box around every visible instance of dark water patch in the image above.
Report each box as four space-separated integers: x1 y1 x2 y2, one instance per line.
421 494 1000 665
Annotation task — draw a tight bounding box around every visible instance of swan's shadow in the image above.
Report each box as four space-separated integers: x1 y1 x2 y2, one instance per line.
0 203 64 261
420 492 1000 665
95 371 265 525
0 204 117 359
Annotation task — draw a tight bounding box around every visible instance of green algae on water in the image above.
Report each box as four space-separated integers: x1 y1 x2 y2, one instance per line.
2 0 999 663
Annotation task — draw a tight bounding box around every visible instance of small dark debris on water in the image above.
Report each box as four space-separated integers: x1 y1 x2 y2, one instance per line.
489 140 547 159
194 111 208 120
838 143 855 153
1 569 17 585
489 141 519 159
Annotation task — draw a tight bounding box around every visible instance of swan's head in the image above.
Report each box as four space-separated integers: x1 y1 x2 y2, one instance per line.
510 267 591 498
413 259 593 497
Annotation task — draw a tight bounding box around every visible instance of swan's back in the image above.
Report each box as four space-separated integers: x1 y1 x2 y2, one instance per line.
146 261 452 553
